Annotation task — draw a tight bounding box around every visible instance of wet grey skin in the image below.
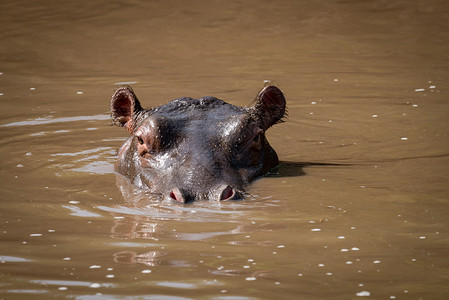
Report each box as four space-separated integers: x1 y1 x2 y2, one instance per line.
110 85 286 203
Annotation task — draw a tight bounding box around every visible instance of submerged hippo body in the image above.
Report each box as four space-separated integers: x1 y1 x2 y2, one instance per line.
110 85 286 203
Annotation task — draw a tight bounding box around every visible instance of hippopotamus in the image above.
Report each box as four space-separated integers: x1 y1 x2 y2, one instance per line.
110 85 286 203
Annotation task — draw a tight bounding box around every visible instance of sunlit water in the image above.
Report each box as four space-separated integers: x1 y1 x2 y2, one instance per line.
1 0 448 299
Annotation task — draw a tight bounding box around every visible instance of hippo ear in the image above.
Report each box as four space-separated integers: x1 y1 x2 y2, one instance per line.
253 85 286 130
110 86 143 132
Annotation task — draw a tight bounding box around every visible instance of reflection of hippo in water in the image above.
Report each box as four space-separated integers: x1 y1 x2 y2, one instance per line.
110 85 286 203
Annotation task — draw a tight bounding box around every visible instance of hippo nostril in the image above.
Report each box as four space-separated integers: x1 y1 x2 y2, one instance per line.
219 185 235 201
170 188 186 203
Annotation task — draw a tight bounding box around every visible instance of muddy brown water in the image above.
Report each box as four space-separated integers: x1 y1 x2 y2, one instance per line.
1 0 448 299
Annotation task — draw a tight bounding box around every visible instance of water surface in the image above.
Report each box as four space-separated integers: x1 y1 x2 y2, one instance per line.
1 0 448 299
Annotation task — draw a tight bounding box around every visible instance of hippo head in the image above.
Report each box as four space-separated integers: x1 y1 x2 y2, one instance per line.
110 85 286 203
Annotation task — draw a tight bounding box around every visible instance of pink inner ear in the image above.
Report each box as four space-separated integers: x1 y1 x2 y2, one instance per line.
113 95 132 121
111 86 142 129
257 85 286 129
259 86 286 110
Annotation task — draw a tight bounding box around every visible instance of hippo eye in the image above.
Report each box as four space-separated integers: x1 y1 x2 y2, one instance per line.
137 137 144 145
253 135 260 143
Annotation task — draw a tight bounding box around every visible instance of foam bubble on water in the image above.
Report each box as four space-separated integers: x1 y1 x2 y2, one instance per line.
63 257 71 261
311 228 321 232
351 247 360 251
373 260 381 264
90 283 101 288
414 88 425 92
419 236 426 239
90 265 101 269
245 276 257 281
401 137 408 141
76 91 84 95
371 114 378 118
142 269 152 274
346 261 353 264
58 287 68 291
338 236 345 239
29 233 42 237
356 291 371 297
341 249 349 252
412 104 418 107
106 274 114 278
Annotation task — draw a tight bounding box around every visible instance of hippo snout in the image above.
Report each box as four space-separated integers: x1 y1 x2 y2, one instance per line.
168 185 241 203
